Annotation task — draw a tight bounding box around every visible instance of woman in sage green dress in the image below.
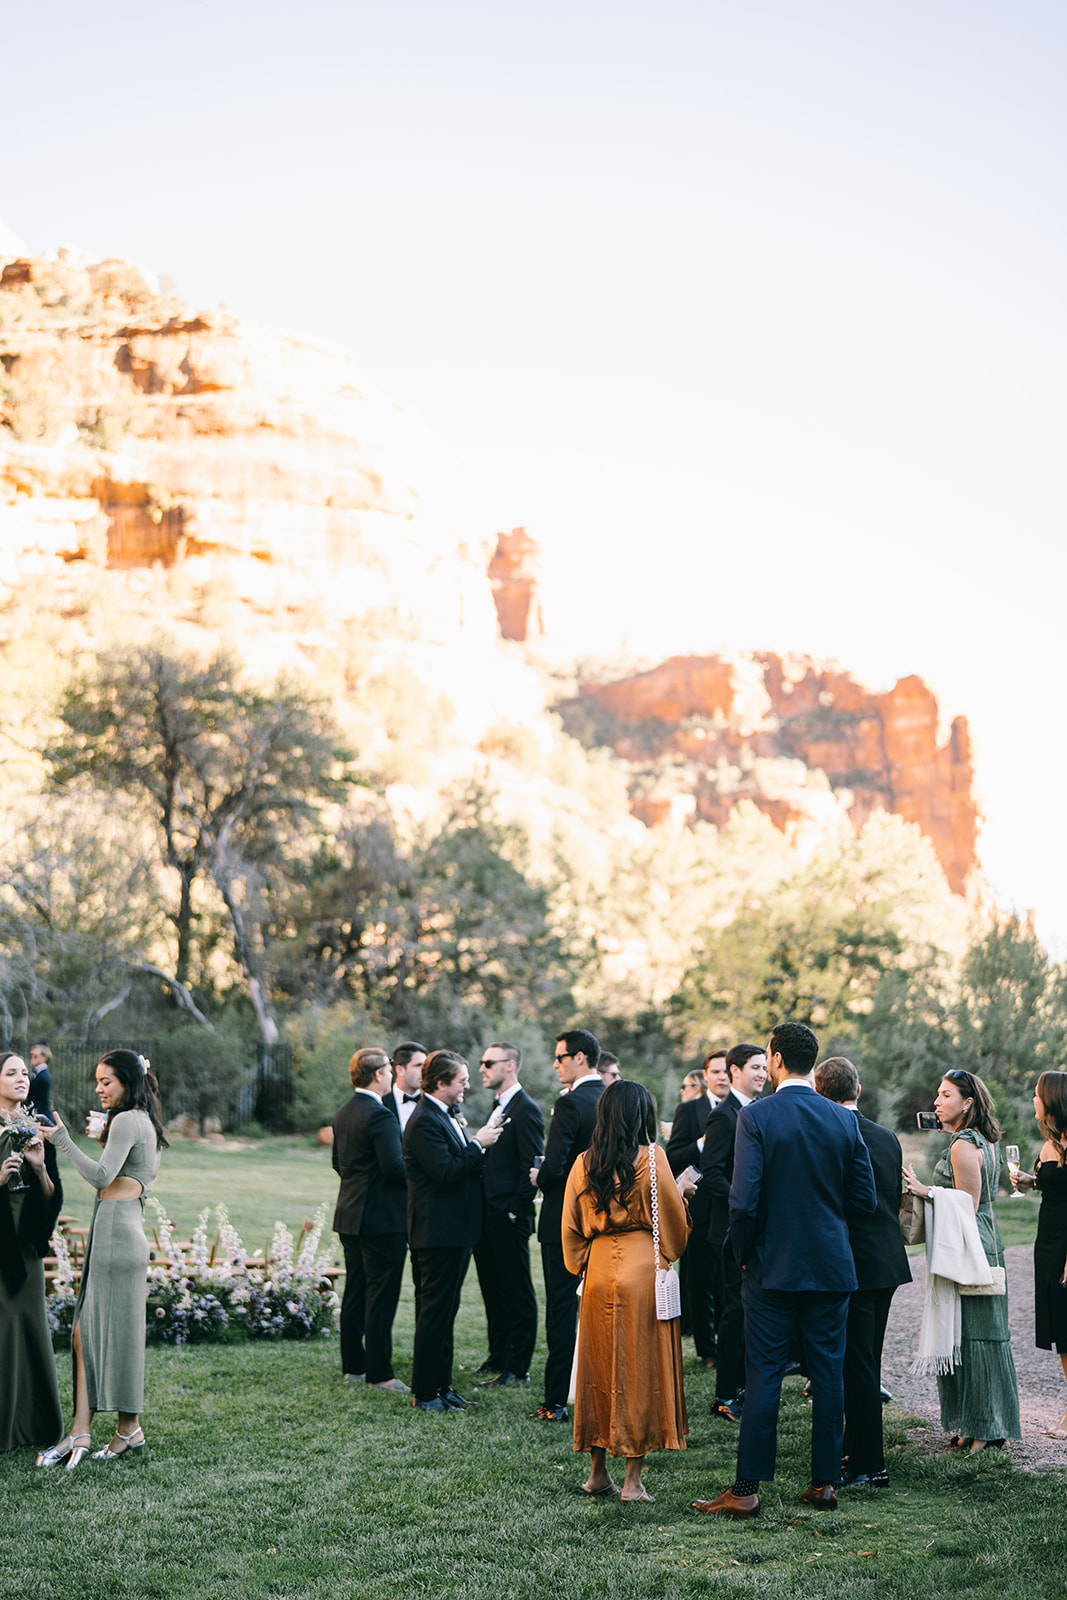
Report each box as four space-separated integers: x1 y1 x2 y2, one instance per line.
40 1049 166 1469
0 1052 64 1452
905 1068 1020 1451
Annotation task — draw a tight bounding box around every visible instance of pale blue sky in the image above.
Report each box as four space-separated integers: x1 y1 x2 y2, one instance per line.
4 1 1065 941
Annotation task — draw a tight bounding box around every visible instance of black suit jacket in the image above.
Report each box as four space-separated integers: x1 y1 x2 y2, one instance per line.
666 1093 715 1175
0 1141 62 1296
700 1089 744 1246
847 1110 912 1292
484 1087 544 1223
668 1093 718 1228
535 1079 603 1244
332 1093 407 1236
403 1097 485 1250
382 1086 420 1124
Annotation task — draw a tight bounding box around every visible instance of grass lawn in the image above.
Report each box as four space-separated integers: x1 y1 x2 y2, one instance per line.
6 1141 1060 1600
55 1133 340 1248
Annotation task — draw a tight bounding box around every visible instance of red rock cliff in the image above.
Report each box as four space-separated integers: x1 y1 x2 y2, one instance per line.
570 653 979 894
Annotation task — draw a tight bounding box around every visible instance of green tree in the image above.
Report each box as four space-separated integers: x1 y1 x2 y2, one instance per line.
280 785 586 1036
48 640 354 1043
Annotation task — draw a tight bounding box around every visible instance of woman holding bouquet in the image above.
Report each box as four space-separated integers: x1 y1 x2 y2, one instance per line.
40 1049 166 1468
0 1051 64 1452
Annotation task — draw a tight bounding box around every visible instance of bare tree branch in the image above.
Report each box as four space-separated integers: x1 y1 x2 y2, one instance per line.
124 960 215 1030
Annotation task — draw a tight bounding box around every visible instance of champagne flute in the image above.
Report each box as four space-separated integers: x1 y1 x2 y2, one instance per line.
1006 1145 1023 1196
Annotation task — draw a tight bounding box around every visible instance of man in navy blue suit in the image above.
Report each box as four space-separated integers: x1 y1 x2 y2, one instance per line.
692 1022 876 1519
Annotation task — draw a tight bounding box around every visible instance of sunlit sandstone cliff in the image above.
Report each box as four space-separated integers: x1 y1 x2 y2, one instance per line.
0 244 983 951
559 654 979 895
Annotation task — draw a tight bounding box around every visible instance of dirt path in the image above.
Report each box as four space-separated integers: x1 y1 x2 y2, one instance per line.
882 1243 1067 1472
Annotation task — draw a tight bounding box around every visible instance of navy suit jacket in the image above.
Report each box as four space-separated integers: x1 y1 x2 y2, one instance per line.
727 1081 876 1292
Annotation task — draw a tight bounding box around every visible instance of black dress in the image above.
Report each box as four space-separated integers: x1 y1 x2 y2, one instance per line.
1034 1160 1067 1352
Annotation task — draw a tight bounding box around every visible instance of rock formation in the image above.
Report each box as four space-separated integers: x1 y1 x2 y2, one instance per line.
0 244 982 913
488 526 543 641
0 248 495 651
562 653 980 894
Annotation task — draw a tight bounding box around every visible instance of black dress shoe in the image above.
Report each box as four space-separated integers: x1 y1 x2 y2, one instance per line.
880 1385 892 1404
530 1403 568 1421
412 1397 450 1412
440 1388 474 1409
474 1360 501 1375
712 1396 743 1423
476 1370 529 1388
841 1468 890 1488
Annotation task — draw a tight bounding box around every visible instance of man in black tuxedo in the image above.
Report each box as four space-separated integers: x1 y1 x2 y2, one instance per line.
332 1047 410 1391
701 1043 768 1421
815 1056 911 1488
529 1027 604 1421
693 1022 876 1520
667 1047 729 1366
403 1050 503 1412
472 1042 545 1386
382 1041 427 1132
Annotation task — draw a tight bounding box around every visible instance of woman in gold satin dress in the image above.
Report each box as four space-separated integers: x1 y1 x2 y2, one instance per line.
562 1079 691 1502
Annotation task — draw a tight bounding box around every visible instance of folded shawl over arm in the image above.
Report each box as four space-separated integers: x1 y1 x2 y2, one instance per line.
911 1187 992 1375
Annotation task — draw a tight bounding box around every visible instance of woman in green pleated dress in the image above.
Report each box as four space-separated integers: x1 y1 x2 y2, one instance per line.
906 1068 1020 1452
40 1050 166 1469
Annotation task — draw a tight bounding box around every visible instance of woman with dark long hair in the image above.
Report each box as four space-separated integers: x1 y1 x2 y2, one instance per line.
904 1068 1020 1451
562 1080 691 1502
0 1051 64 1452
40 1050 167 1468
1011 1070 1067 1437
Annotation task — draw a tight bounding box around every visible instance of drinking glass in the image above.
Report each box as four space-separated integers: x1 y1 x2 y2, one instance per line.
1006 1145 1024 1196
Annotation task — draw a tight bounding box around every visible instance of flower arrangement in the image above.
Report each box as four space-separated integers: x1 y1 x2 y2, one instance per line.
0 1104 43 1191
46 1201 339 1349
45 1226 77 1344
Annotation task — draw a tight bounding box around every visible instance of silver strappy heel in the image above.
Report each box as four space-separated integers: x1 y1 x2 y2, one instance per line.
66 1433 92 1470
91 1427 145 1461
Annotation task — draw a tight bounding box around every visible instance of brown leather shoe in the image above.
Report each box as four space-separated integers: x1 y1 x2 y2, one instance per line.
691 1489 760 1519
800 1483 838 1510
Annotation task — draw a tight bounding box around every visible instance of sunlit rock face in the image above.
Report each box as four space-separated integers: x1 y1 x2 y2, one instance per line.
488 526 543 642
561 653 980 895
0 249 495 647
0 246 981 906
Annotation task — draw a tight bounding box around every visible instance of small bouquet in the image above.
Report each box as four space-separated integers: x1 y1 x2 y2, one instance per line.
0 1105 43 1191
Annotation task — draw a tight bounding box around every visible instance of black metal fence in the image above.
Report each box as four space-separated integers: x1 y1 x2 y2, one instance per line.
8 1039 294 1133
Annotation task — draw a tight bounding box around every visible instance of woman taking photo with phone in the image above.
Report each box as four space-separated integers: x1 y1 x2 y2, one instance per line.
904 1068 1020 1452
1011 1071 1067 1438
40 1049 166 1468
0 1051 64 1452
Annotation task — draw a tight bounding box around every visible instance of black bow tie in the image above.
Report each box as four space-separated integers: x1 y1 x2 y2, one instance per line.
402 1093 420 1104
492 1098 501 1109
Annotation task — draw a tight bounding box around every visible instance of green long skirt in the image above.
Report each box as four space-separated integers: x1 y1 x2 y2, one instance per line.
0 1193 64 1451
74 1197 149 1414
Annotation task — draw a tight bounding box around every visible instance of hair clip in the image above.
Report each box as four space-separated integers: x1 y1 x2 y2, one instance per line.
138 1054 151 1077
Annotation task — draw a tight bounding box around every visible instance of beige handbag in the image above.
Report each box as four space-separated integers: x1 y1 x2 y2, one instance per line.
960 1266 1007 1296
